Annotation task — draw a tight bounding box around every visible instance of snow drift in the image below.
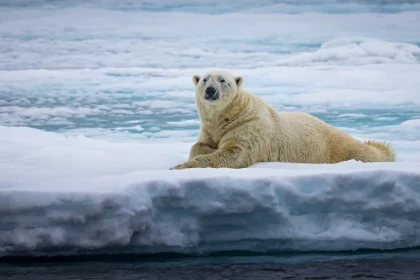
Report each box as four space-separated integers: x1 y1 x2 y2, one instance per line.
0 125 420 257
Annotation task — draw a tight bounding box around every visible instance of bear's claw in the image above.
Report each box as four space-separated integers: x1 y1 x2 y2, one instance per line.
170 160 202 170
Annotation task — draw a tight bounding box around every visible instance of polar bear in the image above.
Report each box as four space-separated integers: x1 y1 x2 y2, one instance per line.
170 70 395 170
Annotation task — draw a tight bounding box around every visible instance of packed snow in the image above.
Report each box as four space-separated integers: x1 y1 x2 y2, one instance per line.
1 0 420 257
0 125 420 257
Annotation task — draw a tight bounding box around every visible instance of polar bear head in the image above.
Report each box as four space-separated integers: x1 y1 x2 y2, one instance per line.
192 71 243 106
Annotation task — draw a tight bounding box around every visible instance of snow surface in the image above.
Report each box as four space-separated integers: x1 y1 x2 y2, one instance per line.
1 0 420 257
1 125 420 257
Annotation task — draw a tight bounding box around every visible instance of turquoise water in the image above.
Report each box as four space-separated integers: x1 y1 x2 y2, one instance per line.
1 0 420 144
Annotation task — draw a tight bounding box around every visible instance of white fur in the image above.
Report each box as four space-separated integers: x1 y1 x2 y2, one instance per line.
171 71 395 170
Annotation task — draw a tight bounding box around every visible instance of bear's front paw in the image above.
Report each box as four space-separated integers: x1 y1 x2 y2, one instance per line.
170 160 200 170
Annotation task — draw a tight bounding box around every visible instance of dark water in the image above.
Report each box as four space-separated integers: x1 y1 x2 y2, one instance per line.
2 253 420 279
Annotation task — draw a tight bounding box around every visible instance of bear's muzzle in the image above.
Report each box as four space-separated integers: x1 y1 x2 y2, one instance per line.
204 86 219 101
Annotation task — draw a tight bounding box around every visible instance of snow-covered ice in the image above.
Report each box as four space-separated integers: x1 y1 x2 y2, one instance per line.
0 125 420 257
1 0 420 257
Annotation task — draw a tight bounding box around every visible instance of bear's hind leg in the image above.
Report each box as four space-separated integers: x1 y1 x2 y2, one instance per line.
345 140 395 163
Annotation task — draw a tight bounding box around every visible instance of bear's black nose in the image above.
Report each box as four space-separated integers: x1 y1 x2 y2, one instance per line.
205 87 216 97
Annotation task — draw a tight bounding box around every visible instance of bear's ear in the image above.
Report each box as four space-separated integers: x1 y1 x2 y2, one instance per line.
235 76 243 88
192 75 200 85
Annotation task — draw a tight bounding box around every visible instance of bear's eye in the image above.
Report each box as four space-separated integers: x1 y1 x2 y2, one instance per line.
203 78 207 83
220 79 225 83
